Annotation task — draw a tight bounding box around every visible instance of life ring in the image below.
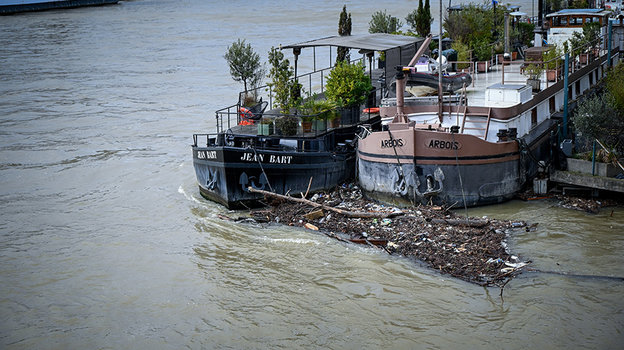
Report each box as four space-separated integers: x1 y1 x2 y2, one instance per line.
238 107 255 125
363 107 380 114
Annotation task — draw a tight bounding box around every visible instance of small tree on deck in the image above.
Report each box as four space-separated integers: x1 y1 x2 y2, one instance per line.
223 39 264 102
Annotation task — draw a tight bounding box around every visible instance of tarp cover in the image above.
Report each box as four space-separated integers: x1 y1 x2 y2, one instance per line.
282 33 423 52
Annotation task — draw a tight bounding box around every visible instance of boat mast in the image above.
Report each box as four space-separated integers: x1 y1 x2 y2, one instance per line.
438 0 443 122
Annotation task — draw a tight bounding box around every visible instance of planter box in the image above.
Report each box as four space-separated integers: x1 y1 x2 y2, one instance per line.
477 61 490 73
339 106 361 125
313 119 327 131
257 123 274 136
579 53 589 65
527 78 541 92
546 68 560 82
302 121 313 133
533 178 548 194
566 158 620 177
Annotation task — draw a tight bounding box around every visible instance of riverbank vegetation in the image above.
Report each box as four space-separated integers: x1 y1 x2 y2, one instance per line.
573 62 624 162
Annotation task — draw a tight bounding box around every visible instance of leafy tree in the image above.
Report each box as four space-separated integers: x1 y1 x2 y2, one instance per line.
337 5 352 62
545 0 562 12
267 47 297 112
568 22 601 56
513 22 535 47
406 7 418 33
606 62 624 112
224 39 264 99
406 0 432 37
443 4 493 46
569 0 588 8
368 10 403 34
573 62 624 156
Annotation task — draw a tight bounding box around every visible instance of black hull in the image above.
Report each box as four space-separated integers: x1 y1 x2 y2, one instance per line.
193 147 355 209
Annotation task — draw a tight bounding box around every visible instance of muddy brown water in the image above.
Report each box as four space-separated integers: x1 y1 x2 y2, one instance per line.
1 1 622 348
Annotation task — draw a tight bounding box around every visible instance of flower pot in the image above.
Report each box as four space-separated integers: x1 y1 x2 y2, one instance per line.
579 53 589 65
339 106 361 125
257 123 273 136
512 52 518 60
329 118 340 128
313 119 327 131
302 120 313 133
527 78 541 92
546 69 560 82
477 61 489 73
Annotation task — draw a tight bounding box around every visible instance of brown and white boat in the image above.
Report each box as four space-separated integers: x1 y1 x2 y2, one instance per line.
357 30 618 207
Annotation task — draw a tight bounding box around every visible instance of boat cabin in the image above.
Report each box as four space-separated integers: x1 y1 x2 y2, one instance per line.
546 9 610 47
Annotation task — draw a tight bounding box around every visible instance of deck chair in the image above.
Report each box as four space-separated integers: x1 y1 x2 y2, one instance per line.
246 97 268 121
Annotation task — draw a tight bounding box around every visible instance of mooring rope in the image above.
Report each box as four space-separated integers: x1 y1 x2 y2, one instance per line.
387 129 415 206
451 132 469 218
249 145 273 193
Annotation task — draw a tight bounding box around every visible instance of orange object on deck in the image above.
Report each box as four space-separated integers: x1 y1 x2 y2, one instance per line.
238 107 255 125
363 107 380 114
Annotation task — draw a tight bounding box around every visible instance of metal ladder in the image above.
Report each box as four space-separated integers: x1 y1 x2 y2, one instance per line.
461 107 492 141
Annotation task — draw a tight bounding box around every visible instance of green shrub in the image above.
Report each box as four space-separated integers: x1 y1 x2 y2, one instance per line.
325 61 372 107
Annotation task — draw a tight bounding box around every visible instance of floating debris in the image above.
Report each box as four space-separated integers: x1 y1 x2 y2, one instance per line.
248 183 529 287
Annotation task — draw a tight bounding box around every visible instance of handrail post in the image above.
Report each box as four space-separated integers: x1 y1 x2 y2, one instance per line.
607 20 612 68
592 139 597 176
563 53 569 138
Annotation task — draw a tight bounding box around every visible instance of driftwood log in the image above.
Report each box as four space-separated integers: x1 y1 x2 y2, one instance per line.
247 187 403 219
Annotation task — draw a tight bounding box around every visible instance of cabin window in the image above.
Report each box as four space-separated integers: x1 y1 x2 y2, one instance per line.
531 108 538 127
575 80 581 96
552 16 568 27
571 16 583 26
549 96 556 113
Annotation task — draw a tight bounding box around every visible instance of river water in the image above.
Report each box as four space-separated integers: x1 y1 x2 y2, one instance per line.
1 0 622 349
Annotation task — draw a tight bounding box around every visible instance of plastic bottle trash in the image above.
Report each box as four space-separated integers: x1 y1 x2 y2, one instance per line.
511 222 524 228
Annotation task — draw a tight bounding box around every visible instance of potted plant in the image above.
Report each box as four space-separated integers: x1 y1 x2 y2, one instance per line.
313 99 336 131
451 41 471 72
325 61 373 125
473 38 491 73
274 115 299 136
523 63 543 92
543 45 562 82
257 117 274 136
300 115 314 133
